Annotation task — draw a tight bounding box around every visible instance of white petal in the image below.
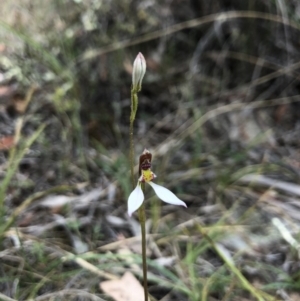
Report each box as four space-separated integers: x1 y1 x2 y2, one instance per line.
132 52 146 90
128 183 144 216
148 182 187 208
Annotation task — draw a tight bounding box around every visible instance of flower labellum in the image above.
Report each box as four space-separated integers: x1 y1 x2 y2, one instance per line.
128 149 187 216
132 52 146 91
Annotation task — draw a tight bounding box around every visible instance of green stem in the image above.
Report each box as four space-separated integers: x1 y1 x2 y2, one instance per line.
129 87 148 300
129 89 137 188
138 183 148 301
129 119 135 188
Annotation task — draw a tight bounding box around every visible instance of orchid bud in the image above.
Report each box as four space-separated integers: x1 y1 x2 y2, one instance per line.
132 52 146 91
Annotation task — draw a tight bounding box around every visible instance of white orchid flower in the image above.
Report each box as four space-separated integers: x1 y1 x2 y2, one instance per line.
132 52 146 92
128 150 187 216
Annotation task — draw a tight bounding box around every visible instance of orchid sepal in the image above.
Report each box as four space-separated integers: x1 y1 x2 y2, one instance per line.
128 182 144 216
148 181 187 207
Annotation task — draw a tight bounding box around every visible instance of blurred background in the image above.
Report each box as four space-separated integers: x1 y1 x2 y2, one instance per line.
0 0 300 300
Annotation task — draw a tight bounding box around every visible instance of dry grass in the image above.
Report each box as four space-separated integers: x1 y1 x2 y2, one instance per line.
0 0 300 300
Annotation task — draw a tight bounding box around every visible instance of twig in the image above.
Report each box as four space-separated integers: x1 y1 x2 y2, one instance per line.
272 218 300 258
79 11 300 62
0 293 18 301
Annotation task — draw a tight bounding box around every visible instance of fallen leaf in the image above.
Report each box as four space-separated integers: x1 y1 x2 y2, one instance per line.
100 272 144 301
12 94 28 114
0 135 15 150
290 293 300 301
0 44 6 52
10 85 37 114
239 174 300 196
0 85 13 98
39 188 105 212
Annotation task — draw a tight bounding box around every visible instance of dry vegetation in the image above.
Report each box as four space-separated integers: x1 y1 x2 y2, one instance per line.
0 0 300 300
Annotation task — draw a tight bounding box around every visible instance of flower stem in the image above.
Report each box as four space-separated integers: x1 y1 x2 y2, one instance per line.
129 121 135 188
129 87 149 300
129 89 137 188
138 182 148 301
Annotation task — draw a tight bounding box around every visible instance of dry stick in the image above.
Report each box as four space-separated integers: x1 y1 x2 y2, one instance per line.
1 185 72 235
152 95 300 159
61 254 118 281
33 289 108 301
0 293 17 301
207 51 300 82
178 95 300 142
79 11 300 63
